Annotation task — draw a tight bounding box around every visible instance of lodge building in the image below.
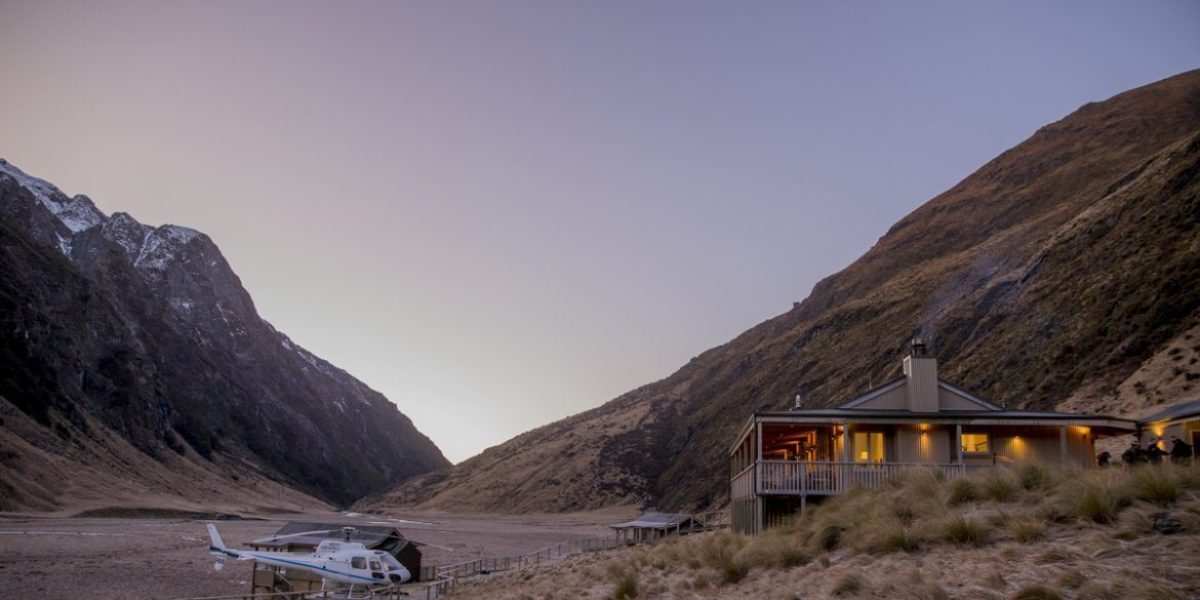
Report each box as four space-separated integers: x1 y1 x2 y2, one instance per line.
729 337 1138 534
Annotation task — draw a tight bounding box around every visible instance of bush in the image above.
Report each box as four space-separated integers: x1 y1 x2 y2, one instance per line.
1009 584 1063 600
942 516 990 546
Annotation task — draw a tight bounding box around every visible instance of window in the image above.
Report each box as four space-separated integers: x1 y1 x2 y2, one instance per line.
853 432 885 463
369 560 382 571
352 557 366 569
962 433 990 453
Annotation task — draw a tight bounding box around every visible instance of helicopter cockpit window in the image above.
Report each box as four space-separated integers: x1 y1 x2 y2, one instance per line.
351 557 367 569
369 559 382 571
380 554 404 571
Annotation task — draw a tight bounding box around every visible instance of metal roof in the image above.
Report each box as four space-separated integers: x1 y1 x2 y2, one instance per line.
250 521 408 549
1139 398 1200 425
611 512 702 530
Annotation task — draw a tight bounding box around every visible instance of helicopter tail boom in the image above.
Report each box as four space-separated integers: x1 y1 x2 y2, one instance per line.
207 523 239 559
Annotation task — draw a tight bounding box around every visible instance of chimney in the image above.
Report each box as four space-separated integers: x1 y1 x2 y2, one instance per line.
792 393 803 410
903 331 939 412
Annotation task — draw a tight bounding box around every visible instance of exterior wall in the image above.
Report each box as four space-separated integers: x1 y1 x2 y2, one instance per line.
991 426 1094 467
895 425 952 463
903 356 939 412
1145 418 1200 457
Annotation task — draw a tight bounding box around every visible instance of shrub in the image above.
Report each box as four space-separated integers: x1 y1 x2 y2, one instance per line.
1009 585 1063 600
942 516 990 546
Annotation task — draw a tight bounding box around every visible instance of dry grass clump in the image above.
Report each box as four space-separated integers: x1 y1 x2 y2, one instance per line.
940 515 991 546
983 470 1021 502
1009 584 1063 599
611 568 638 599
1008 518 1045 543
830 571 866 596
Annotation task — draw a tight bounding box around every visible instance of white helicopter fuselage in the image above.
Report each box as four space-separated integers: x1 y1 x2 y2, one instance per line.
207 524 411 587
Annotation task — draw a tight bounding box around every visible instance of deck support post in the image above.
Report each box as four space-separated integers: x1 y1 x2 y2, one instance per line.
1060 426 1068 462
955 424 963 464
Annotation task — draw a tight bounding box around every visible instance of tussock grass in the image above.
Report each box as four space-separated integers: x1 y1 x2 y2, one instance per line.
453 463 1200 600
830 571 866 596
983 471 1021 502
941 515 991 546
1010 584 1063 600
611 568 638 599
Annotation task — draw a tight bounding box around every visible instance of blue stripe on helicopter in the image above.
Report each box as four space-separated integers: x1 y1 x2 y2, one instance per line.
244 554 384 583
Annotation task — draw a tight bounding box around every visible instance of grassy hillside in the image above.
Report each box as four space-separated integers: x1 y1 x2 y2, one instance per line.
358 69 1200 515
453 464 1200 600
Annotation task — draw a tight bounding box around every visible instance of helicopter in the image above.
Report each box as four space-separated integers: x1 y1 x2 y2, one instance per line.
206 523 411 595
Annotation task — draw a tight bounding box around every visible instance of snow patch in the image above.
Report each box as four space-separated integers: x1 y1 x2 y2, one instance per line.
0 160 69 214
134 225 201 272
57 196 105 233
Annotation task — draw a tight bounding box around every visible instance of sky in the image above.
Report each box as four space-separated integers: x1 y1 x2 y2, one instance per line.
1 1 1197 463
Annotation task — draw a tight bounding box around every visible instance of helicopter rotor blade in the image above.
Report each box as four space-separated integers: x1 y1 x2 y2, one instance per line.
250 528 349 544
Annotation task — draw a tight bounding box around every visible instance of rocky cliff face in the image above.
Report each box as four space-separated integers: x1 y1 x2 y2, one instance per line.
358 69 1200 514
0 163 450 510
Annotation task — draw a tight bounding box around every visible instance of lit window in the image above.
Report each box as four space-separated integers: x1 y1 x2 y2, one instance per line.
962 433 990 453
853 432 885 463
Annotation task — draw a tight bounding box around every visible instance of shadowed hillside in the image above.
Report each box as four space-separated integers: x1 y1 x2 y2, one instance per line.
359 69 1200 514
0 165 450 511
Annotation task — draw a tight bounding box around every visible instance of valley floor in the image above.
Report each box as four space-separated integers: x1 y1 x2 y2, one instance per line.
0 507 632 600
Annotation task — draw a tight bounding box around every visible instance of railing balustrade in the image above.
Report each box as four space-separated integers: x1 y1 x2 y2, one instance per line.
755 461 965 495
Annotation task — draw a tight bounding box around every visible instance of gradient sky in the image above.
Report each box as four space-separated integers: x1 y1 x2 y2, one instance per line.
1 1 1197 462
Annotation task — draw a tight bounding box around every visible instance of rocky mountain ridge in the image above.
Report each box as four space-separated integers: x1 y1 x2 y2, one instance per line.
358 69 1200 515
0 160 450 510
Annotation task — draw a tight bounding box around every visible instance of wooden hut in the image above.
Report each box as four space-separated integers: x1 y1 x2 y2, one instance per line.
611 512 705 544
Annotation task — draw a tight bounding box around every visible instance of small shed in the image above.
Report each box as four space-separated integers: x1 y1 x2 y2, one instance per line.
611 512 705 544
246 521 422 595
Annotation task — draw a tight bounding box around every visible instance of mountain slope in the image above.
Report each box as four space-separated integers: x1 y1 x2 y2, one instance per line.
0 162 450 510
358 69 1200 514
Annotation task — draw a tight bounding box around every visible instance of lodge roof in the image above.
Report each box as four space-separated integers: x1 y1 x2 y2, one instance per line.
1139 398 1200 425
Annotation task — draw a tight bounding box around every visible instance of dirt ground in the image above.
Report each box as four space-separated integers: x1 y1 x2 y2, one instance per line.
0 507 634 600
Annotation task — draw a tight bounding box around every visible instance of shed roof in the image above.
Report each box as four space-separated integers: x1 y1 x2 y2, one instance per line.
611 512 701 530
1139 398 1200 425
250 521 409 549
